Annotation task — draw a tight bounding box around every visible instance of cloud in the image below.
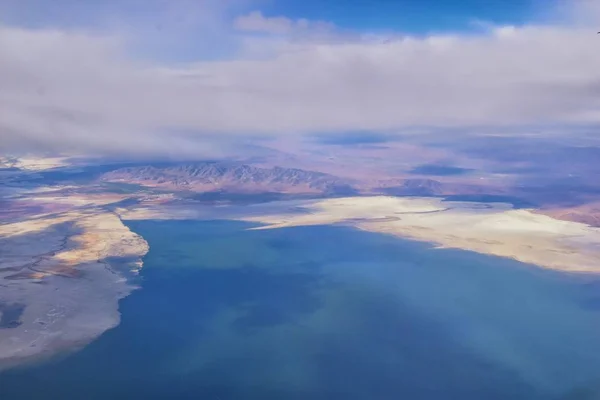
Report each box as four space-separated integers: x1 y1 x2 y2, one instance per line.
1 1 600 157
233 10 334 35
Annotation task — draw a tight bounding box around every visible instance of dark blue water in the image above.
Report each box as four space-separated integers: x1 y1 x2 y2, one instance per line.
1 220 600 399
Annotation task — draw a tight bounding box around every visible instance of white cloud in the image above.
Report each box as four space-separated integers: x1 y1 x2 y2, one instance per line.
233 10 334 35
1 1 600 156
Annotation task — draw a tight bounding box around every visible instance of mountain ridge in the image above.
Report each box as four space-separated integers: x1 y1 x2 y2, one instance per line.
101 162 359 195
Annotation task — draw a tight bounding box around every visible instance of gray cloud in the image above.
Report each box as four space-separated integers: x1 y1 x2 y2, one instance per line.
1 1 600 157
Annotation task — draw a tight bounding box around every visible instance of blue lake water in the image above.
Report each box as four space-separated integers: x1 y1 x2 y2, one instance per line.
1 220 600 399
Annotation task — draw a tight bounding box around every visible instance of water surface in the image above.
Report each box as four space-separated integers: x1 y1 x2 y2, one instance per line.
1 220 599 399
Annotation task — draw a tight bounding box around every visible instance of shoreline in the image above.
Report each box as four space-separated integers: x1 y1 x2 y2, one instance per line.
115 195 600 274
0 209 148 370
237 196 600 274
3 194 600 371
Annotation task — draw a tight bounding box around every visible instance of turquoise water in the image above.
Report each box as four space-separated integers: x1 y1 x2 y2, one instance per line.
1 220 600 399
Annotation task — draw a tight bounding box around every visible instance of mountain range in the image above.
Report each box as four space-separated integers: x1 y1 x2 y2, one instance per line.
100 162 458 198
101 162 359 195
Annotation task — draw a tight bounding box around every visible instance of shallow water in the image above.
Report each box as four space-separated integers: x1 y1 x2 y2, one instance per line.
1 220 599 399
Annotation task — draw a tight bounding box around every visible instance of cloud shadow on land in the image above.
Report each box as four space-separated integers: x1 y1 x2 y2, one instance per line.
309 131 398 147
408 164 474 176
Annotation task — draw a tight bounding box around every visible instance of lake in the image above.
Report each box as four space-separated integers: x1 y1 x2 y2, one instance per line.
1 219 599 399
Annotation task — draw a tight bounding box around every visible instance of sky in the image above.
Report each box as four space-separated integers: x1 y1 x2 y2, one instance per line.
1 0 600 157
263 0 543 32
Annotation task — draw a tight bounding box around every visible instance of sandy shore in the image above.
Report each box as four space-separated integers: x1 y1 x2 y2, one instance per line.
117 195 600 273
236 196 600 274
0 208 148 369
